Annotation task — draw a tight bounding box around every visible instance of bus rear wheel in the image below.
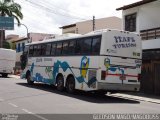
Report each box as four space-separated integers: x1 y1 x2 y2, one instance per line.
26 72 34 85
56 75 64 92
66 77 75 94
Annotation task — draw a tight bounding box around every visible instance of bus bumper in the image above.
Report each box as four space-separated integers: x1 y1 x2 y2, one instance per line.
97 82 140 92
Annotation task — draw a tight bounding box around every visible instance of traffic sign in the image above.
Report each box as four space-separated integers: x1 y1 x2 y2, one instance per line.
0 17 14 30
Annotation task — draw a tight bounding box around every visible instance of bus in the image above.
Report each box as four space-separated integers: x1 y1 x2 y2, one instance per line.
20 29 142 94
0 48 16 77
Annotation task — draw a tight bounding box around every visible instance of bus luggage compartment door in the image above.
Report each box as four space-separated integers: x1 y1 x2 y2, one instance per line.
102 57 141 85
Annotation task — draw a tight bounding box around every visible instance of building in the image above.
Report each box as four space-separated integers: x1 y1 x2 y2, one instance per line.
28 33 55 42
60 16 122 34
117 0 160 95
6 32 56 74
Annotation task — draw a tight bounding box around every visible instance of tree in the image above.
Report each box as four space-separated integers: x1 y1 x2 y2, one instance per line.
0 0 23 48
3 41 10 49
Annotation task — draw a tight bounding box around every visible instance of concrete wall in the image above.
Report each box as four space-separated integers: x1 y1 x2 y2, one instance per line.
95 17 122 30
62 26 76 34
62 16 122 34
76 20 93 34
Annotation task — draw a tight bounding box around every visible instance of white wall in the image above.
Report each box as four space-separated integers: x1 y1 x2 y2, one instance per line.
122 1 160 32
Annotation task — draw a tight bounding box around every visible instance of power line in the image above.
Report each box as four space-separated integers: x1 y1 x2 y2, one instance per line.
25 0 88 20
37 0 89 19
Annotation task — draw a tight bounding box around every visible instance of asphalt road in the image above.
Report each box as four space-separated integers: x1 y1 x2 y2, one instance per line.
0 76 159 120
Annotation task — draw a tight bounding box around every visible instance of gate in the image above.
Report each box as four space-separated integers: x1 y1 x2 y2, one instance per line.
141 60 160 96
154 62 160 95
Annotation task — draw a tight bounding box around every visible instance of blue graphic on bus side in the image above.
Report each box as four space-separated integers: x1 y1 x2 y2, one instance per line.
31 56 96 88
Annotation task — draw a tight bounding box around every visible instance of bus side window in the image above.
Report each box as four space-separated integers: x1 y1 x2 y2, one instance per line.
92 37 101 54
56 42 62 56
37 45 42 56
41 44 47 56
33 45 38 56
46 43 51 56
62 41 69 55
82 38 92 54
68 40 75 55
51 43 56 56
75 39 82 55
29 45 33 57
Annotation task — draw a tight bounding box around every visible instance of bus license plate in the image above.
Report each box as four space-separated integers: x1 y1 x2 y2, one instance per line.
120 75 126 80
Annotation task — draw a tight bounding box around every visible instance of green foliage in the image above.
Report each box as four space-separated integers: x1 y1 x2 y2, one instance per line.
3 41 11 49
0 0 23 47
0 0 23 24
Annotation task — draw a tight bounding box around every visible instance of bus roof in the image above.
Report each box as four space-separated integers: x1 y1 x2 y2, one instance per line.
26 32 102 46
25 29 139 46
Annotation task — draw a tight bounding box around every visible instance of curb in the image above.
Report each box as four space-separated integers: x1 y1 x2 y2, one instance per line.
110 93 160 104
9 75 20 79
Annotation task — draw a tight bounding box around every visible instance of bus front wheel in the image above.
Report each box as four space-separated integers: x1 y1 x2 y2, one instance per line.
56 75 64 92
26 72 34 85
66 76 75 94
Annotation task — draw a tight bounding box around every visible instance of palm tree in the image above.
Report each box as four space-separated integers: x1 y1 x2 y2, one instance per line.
0 0 23 48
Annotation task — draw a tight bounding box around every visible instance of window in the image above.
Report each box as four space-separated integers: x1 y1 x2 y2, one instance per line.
75 39 82 54
82 38 92 54
68 40 75 55
29 45 34 56
62 41 69 55
41 44 47 56
45 43 51 55
92 37 101 54
51 43 56 55
125 13 136 32
27 35 101 57
37 45 42 56
17 43 20 52
56 42 62 55
33 45 38 56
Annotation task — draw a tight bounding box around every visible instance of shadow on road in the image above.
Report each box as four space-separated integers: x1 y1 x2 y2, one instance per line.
16 83 140 104
0 75 11 78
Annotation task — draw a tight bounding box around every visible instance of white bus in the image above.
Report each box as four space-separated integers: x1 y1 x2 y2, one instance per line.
20 29 142 94
0 48 16 77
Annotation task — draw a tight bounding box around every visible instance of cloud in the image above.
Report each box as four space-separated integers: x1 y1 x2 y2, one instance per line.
6 0 140 37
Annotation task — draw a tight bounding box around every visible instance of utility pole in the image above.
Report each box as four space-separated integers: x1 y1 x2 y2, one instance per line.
93 16 95 31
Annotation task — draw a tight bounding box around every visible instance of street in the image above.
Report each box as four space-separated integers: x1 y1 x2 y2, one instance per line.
0 76 160 119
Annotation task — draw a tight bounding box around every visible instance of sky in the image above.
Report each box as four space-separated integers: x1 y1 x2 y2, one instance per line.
6 0 140 37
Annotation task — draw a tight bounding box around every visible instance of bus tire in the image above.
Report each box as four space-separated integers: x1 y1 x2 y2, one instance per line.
26 71 34 85
66 76 75 94
2 73 8 78
56 75 64 92
94 91 107 96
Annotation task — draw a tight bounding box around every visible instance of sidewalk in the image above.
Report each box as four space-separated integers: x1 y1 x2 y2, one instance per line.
111 92 160 104
9 74 20 79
